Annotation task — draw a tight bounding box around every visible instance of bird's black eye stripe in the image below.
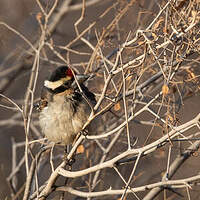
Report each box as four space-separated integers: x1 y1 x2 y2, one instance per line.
63 79 73 88
46 86 66 94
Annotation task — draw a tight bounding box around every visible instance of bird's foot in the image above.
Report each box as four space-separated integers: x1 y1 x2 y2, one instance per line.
81 129 88 136
63 145 76 166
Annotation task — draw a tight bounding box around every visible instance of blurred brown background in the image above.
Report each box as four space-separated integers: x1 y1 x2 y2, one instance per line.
1 0 200 199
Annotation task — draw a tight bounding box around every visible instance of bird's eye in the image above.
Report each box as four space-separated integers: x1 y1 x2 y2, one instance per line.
63 81 70 88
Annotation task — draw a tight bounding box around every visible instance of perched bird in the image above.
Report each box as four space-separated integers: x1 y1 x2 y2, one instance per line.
38 66 96 145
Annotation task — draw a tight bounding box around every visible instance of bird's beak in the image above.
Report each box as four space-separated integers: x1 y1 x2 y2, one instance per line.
72 74 89 88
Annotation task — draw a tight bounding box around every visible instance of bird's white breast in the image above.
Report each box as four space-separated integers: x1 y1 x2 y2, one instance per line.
39 95 91 144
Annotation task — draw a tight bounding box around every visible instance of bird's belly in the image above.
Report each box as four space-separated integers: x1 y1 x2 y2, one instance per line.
39 103 86 144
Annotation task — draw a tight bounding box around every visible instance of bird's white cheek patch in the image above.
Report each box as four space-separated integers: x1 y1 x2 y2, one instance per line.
44 80 63 90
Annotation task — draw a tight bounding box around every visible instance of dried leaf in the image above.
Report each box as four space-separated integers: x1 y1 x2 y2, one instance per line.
114 103 121 111
162 84 169 95
36 12 42 21
76 144 85 154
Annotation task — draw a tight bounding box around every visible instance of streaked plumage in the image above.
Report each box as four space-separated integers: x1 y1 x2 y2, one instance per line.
38 66 96 145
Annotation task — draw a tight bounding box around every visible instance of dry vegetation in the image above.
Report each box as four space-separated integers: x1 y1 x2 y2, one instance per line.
1 0 200 199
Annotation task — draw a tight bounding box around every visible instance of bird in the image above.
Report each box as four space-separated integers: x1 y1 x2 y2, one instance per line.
37 66 96 145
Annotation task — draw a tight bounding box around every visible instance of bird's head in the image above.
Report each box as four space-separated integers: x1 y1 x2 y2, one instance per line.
44 66 89 94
